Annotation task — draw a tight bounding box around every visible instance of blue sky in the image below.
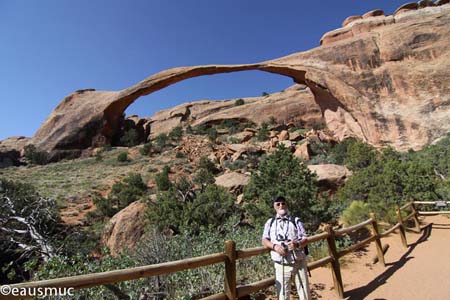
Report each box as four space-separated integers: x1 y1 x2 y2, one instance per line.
0 0 408 140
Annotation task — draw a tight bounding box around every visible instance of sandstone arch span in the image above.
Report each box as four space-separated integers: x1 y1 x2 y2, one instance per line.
32 4 450 160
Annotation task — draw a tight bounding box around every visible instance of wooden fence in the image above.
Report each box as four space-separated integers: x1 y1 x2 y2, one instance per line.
2 201 433 300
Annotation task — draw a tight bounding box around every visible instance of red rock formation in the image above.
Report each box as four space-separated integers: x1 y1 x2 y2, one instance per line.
307 164 352 189
342 16 362 27
146 84 323 139
0 136 30 167
101 201 147 256
28 3 450 160
362 9 384 18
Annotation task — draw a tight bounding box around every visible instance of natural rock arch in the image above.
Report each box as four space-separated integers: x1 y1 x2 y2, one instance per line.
32 4 450 160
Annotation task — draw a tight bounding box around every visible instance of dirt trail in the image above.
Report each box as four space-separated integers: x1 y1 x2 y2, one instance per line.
309 215 450 300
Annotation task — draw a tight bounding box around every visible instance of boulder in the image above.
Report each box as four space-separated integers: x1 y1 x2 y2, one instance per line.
231 131 254 143
236 194 244 204
0 136 30 168
269 130 278 138
289 131 303 141
244 128 257 133
101 201 147 256
226 144 264 161
270 136 279 148
215 172 251 193
318 131 337 144
226 144 262 154
278 130 289 141
294 142 310 161
148 116 183 140
307 164 352 188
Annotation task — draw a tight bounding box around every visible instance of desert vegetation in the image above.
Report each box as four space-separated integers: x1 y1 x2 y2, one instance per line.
1 119 450 299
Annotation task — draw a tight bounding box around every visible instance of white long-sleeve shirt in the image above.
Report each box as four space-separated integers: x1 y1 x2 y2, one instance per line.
262 214 307 264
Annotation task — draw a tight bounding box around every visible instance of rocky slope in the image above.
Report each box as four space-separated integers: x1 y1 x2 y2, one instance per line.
147 84 323 138
3 2 450 162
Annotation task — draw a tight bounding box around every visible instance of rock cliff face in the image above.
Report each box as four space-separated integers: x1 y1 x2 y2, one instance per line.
0 137 30 167
27 3 450 160
101 201 147 256
147 84 323 138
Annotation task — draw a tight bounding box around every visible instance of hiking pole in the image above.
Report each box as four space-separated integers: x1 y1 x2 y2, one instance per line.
282 260 285 300
282 243 288 300
293 248 307 300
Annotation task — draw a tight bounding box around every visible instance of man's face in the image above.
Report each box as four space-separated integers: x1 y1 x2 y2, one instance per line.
273 201 287 216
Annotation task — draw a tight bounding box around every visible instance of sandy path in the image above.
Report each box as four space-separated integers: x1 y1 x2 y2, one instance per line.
308 215 450 300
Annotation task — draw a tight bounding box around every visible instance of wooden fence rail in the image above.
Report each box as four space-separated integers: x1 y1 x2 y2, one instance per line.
1 202 429 300
414 200 450 215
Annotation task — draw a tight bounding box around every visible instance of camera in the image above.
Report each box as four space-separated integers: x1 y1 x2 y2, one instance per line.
277 234 291 252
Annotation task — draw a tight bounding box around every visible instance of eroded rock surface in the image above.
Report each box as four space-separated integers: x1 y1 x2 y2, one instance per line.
25 3 450 160
307 164 352 188
215 172 251 194
0 136 30 167
101 201 147 256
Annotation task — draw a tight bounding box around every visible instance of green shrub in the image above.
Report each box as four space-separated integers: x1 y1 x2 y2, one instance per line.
95 151 103 162
208 127 218 143
227 137 241 144
243 145 320 228
140 142 152 156
341 201 370 226
193 168 215 190
345 140 376 170
169 126 183 141
186 125 194 134
148 184 237 234
193 124 209 135
154 133 169 150
223 159 247 171
33 252 143 300
23 144 49 165
134 220 270 299
102 144 113 152
186 184 237 232
221 119 241 134
117 152 128 162
155 166 172 191
335 146 439 223
268 116 277 125
257 122 269 141
92 173 147 219
198 156 217 173
108 173 147 211
175 151 185 158
93 193 116 218
120 128 140 147
234 98 245 106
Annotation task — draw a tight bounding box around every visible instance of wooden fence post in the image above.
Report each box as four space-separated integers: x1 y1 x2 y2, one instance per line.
410 202 421 233
369 213 385 267
325 225 344 299
396 206 408 248
224 240 237 300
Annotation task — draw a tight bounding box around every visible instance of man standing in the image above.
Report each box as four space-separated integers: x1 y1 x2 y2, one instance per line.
262 196 311 300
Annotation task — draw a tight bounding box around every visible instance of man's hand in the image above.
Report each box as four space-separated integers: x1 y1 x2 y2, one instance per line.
299 237 308 247
274 244 287 256
287 241 297 251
